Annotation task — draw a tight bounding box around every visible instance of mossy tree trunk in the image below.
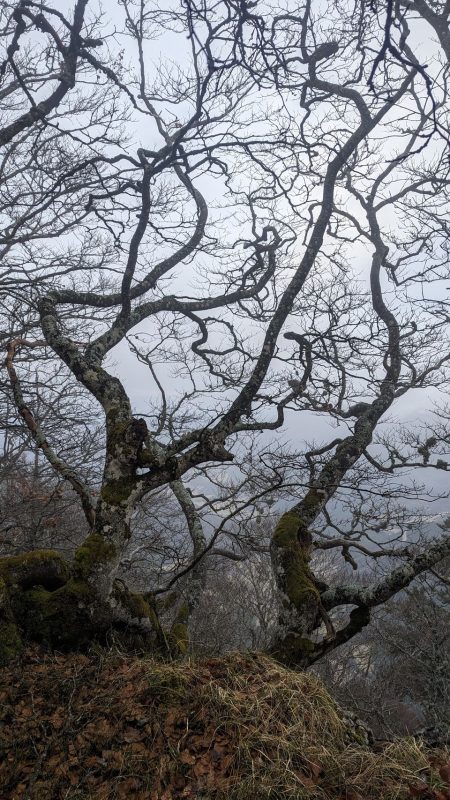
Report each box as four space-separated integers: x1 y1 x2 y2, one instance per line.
0 404 168 665
0 542 172 666
0 376 208 665
267 214 407 667
1 301 218 664
270 512 325 667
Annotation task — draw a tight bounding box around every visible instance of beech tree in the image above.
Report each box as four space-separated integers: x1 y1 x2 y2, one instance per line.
1 0 450 667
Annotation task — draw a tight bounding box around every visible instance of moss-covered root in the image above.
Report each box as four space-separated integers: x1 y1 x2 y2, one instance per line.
0 550 112 658
0 550 70 666
111 586 190 659
0 550 69 591
0 549 177 664
0 547 191 664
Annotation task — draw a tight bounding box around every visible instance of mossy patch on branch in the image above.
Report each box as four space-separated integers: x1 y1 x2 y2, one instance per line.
271 511 327 665
113 583 159 626
74 534 116 579
272 511 302 548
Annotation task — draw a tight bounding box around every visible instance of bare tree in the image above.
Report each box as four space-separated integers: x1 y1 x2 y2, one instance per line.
1 0 450 667
315 562 450 739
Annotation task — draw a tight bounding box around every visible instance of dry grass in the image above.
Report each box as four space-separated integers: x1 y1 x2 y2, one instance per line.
0 647 448 799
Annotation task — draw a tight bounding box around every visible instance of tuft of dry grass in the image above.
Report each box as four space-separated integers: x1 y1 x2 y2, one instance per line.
0 648 448 799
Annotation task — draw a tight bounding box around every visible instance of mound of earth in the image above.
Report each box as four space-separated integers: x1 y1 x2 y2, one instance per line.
0 648 449 799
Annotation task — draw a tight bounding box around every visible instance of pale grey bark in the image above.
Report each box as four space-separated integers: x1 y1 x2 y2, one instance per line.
321 536 450 611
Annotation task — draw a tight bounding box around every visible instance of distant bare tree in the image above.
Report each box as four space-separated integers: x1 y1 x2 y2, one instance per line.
315 562 450 739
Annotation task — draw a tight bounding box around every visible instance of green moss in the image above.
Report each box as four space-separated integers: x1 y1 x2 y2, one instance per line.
0 558 96 660
123 592 150 619
74 534 116 579
176 603 189 625
272 512 302 548
168 604 190 655
101 478 135 505
272 512 320 613
113 584 166 653
114 585 153 620
15 579 99 650
0 550 69 588
0 549 59 572
286 550 319 608
14 585 50 639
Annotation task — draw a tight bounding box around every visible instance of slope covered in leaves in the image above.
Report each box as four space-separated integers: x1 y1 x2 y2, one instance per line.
0 648 449 800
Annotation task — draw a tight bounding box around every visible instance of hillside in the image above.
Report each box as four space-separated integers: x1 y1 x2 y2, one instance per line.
0 648 449 800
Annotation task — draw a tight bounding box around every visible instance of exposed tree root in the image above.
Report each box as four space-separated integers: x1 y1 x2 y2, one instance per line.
0 550 175 665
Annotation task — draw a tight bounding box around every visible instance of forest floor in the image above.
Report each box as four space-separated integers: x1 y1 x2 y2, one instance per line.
0 647 449 800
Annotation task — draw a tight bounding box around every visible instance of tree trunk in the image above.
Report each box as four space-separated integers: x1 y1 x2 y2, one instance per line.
269 511 327 667
0 413 156 665
0 543 171 665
